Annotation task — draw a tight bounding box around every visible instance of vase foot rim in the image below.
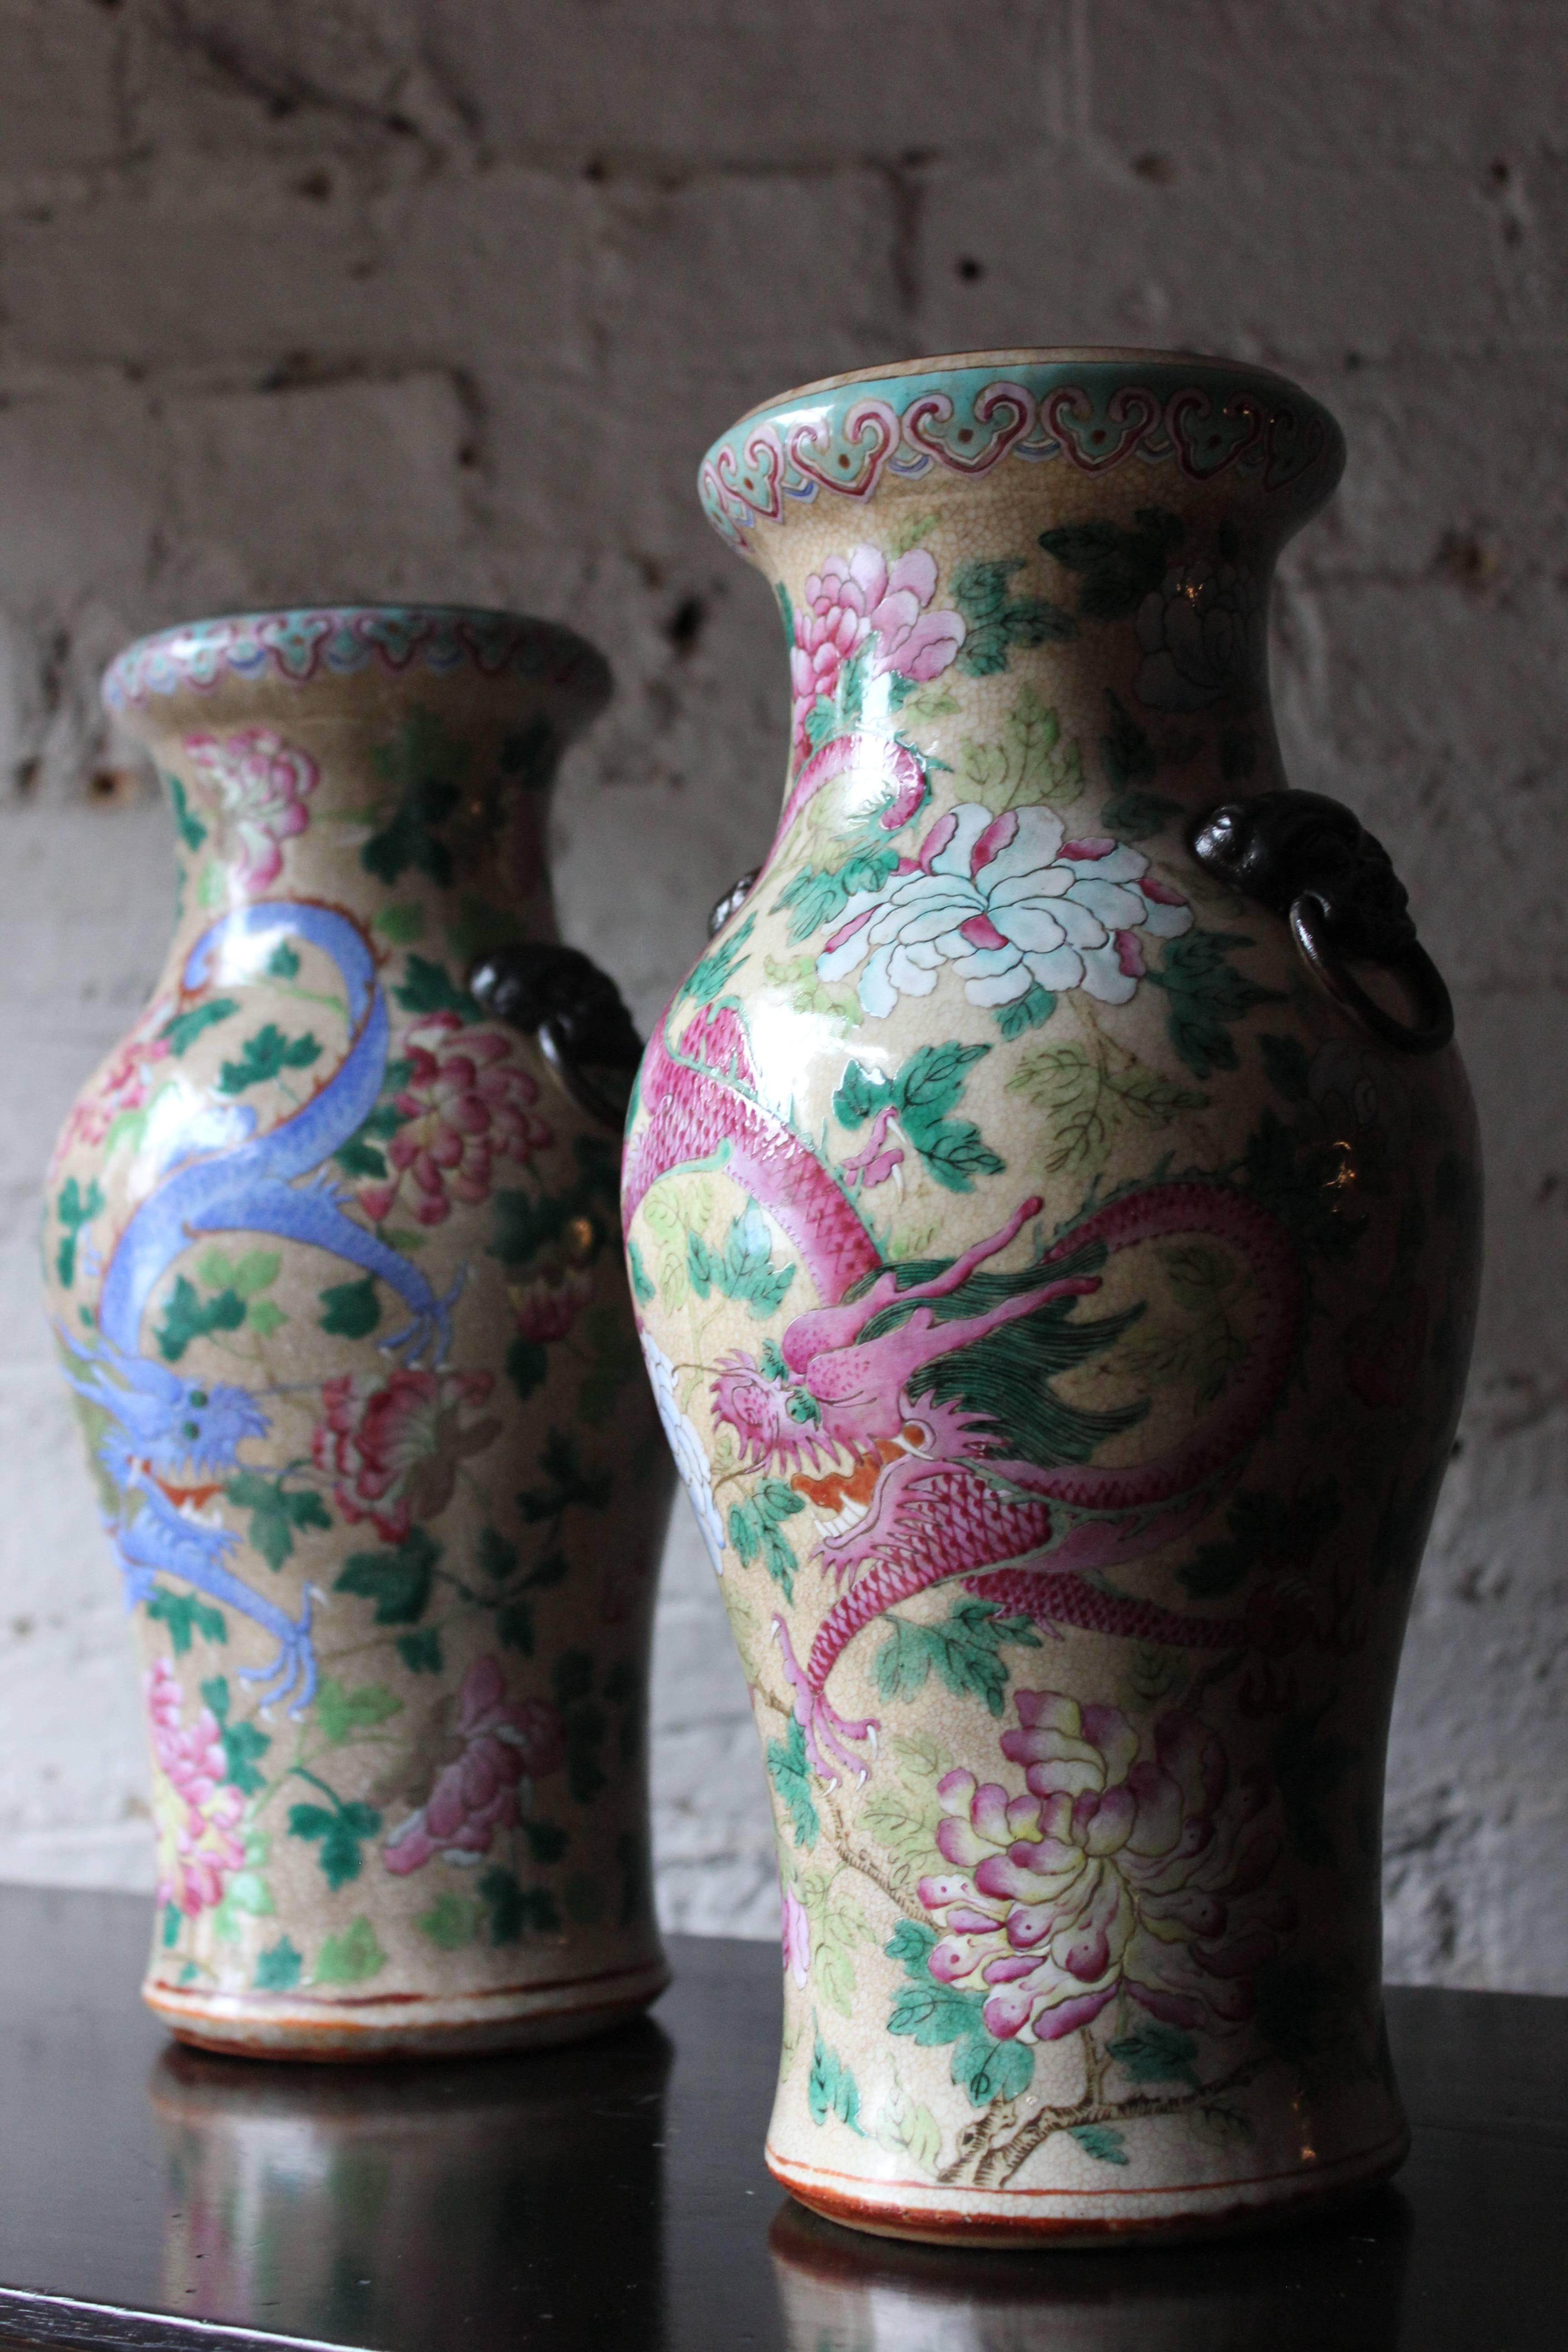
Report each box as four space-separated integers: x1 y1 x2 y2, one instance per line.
145 1949 671 2062
766 2125 1411 2249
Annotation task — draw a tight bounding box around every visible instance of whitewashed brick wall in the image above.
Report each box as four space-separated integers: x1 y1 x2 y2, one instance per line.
0 1 1562 1988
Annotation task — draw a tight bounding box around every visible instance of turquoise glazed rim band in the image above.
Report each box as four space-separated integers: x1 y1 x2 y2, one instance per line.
698 346 1346 547
103 603 612 720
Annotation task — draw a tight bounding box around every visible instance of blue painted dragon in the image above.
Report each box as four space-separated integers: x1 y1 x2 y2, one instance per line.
58 901 458 1712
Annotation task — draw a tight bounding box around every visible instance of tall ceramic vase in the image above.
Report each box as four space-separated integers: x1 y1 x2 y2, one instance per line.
47 605 674 2058
624 353 1480 2241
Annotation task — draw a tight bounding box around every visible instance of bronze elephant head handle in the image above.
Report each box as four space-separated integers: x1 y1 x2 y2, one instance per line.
469 943 643 1128
1189 788 1454 1054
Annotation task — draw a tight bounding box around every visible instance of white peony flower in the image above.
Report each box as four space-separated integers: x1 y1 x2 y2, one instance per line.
640 1330 725 1574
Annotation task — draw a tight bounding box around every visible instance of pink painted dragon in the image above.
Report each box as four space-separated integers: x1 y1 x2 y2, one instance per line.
624 740 1305 1780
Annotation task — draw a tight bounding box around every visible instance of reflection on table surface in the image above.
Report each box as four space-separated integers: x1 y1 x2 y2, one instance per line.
767 2190 1412 2352
147 2020 671 2346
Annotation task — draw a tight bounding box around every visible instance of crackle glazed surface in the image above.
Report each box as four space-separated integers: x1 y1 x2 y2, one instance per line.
626 355 1481 2239
46 607 673 2057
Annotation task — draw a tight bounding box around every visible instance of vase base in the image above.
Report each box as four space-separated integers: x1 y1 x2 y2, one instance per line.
767 2124 1410 2249
146 1950 671 2063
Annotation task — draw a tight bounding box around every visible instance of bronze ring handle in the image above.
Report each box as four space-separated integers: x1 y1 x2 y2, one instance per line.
1290 894 1455 1057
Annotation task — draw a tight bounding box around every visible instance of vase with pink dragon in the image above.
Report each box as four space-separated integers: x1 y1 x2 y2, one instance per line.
624 352 1481 2241
46 605 674 2058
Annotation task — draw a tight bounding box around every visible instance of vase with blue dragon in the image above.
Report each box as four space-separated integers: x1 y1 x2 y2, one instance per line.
626 354 1481 2239
47 605 674 2057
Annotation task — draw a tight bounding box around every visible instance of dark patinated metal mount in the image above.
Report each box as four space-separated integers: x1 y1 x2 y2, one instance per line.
1189 788 1454 1055
470 943 643 1127
708 868 760 938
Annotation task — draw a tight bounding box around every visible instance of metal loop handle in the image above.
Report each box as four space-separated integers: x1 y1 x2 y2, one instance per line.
1290 894 1454 1057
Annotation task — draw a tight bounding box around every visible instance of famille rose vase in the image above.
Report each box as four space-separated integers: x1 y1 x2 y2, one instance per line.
624 351 1481 2243
45 605 674 2058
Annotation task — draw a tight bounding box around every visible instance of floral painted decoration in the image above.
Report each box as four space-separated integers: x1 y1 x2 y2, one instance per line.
184 726 318 887
313 1368 501 1545
147 1656 247 1918
383 1656 567 1875
357 1021 555 1228
790 545 965 758
817 803 1194 1018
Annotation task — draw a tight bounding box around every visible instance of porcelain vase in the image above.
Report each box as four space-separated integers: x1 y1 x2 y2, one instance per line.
623 352 1481 2240
47 604 673 2058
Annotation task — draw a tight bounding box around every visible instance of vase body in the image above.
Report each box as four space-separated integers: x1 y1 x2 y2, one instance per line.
47 606 673 2058
624 354 1481 2240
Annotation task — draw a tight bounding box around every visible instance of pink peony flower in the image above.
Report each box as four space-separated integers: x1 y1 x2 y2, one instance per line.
782 1882 811 1987
184 725 318 887
51 1000 174 1171
312 1367 500 1544
510 1265 596 1345
358 1025 554 1228
918 1690 1295 2042
382 1656 567 1874
145 1657 247 1917
790 544 965 758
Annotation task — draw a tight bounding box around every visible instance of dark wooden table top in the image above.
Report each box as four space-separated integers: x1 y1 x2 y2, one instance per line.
0 1882 1561 2349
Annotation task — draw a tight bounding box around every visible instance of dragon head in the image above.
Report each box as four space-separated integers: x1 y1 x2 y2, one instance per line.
711 1348 831 1472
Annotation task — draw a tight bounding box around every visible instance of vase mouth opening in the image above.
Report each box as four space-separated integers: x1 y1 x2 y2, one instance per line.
101 604 613 732
736 346 1315 417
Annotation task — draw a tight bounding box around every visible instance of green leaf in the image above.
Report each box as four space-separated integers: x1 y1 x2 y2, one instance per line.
363 709 466 887
834 1042 1004 1196
874 1598 1040 1718
158 996 240 1057
217 1024 323 1095
518 1429 612 1520
1107 2022 1200 2086
477 1526 518 1582
164 770 207 852
1098 686 1158 791
687 1205 796 1317
333 1135 388 1181
254 1936 302 1991
727 1478 805 1604
884 1921 1035 2107
374 901 426 944
54 1176 104 1289
417 1891 480 1950
265 941 301 981
951 557 1076 676
1069 2122 1131 2165
200 1676 272 1793
247 1299 288 1339
994 983 1057 1041
498 1597 534 1652
396 1627 444 1675
314 1677 402 1744
564 1700 608 1804
312 1915 387 1985
684 909 755 1006
505 1337 549 1402
480 1866 560 1943
520 1817 569 1864
1007 1041 1206 1177
808 2027 865 2134
392 953 475 1018
225 1470 331 1573
288 1795 382 1891
627 1239 656 1305
959 684 1083 815
1146 931 1283 1081
1101 787 1182 840
334 1527 439 1624
955 2029 1034 2106
319 1277 381 1339
146 1584 226 1653
155 1274 245 1362
775 843 901 943
766 1717 820 1849
1259 1031 1312 1103
1039 506 1184 621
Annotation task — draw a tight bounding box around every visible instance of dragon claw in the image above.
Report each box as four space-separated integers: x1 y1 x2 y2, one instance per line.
772 1614 878 1786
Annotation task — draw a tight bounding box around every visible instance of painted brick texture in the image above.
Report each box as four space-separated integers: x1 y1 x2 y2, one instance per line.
0 0 1562 1989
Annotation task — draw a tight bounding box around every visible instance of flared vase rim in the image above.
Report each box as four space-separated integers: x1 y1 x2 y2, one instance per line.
734 346 1323 418
102 602 612 728
700 347 1344 552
